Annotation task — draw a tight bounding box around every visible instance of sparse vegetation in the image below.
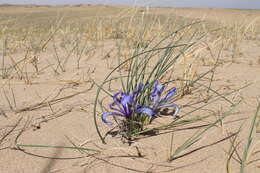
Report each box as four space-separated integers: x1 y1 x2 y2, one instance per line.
0 4 260 173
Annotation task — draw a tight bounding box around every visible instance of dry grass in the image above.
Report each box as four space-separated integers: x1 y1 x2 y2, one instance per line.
0 5 260 173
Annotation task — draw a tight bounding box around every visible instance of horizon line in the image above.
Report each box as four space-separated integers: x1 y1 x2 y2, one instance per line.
0 3 260 10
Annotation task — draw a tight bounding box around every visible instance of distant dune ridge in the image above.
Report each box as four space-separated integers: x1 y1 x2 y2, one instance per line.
0 0 260 9
0 4 260 173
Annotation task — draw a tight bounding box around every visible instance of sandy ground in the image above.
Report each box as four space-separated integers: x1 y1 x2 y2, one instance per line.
0 5 260 173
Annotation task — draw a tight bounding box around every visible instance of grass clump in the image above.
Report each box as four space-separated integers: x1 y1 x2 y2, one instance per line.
240 102 260 173
93 21 217 143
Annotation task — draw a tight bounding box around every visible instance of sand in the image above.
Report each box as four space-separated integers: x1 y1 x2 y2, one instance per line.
0 5 260 173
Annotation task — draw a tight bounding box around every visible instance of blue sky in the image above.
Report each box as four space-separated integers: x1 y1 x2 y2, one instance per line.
0 0 260 9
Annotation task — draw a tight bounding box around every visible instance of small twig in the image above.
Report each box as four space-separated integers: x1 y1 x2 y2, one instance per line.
11 88 17 109
15 82 94 113
2 88 13 111
0 108 7 118
0 117 22 147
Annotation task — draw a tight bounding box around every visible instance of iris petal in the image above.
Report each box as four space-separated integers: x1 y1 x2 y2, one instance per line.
136 106 155 117
157 103 180 117
120 93 132 116
113 92 122 106
109 104 125 114
101 112 125 126
151 95 160 105
160 87 176 103
149 81 179 117
133 83 143 96
151 80 166 105
121 93 131 106
156 84 165 95
151 81 165 95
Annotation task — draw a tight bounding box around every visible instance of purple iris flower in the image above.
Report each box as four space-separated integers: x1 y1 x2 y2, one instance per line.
101 84 155 126
150 80 179 117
